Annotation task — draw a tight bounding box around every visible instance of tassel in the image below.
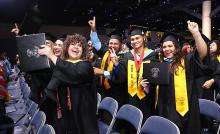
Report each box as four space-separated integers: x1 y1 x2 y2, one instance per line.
56 92 62 119
67 87 72 110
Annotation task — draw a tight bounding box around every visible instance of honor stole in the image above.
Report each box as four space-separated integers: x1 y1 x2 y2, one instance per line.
217 55 220 62
174 59 189 116
128 48 151 99
66 59 82 63
100 51 113 89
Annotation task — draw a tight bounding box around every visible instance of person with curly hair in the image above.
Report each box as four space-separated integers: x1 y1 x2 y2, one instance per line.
38 34 98 134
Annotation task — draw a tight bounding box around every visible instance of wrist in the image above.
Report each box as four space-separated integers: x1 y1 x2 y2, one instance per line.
49 55 58 65
91 27 96 32
114 61 119 66
192 31 201 38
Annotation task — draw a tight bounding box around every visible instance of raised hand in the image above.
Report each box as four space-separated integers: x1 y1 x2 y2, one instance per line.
38 44 54 58
187 20 199 35
11 23 20 35
109 47 119 66
38 44 58 64
88 16 96 32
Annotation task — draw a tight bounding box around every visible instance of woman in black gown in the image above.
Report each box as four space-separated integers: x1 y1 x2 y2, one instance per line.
38 34 99 134
155 21 209 134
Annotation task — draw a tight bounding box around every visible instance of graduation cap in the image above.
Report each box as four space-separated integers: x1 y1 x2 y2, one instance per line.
56 34 67 42
129 28 145 37
160 32 183 44
130 29 144 36
45 33 56 42
129 25 147 36
108 31 123 42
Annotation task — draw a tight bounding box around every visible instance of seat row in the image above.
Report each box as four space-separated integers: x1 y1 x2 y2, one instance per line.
97 93 220 134
0 76 56 134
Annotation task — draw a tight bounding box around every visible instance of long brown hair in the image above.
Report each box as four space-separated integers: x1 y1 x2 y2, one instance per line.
161 40 184 74
62 34 88 60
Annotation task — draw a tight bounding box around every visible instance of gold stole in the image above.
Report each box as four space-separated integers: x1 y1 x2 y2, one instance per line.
66 59 82 63
155 85 159 108
128 60 150 99
174 59 189 116
100 51 113 90
217 55 220 62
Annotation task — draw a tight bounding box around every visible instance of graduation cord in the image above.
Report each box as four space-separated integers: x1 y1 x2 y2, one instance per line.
67 87 72 110
56 91 62 119
134 48 145 72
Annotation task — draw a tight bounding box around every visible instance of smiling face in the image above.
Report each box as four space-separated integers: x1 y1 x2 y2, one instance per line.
162 41 177 59
53 40 64 57
63 34 87 60
130 35 145 49
68 43 83 60
108 39 121 53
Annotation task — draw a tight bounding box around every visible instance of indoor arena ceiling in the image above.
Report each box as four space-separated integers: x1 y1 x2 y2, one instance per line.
0 0 219 38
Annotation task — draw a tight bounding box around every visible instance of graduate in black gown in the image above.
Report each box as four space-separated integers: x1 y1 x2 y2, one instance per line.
156 21 209 134
48 36 66 134
197 40 220 100
38 34 99 134
112 28 158 121
88 17 127 107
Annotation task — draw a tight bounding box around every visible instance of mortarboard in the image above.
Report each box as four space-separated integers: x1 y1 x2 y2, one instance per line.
110 34 122 42
130 29 144 36
56 34 67 42
162 35 178 43
108 31 123 42
45 33 56 42
160 32 182 43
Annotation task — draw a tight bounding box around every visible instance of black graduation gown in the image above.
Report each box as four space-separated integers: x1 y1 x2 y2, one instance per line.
115 50 158 120
47 58 99 134
194 57 219 100
29 69 52 104
157 53 208 134
94 44 127 107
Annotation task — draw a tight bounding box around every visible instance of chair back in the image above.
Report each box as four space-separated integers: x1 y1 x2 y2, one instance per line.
97 92 101 107
38 124 55 134
98 97 118 119
98 97 118 134
29 111 46 134
108 104 143 134
140 116 180 134
199 99 220 122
